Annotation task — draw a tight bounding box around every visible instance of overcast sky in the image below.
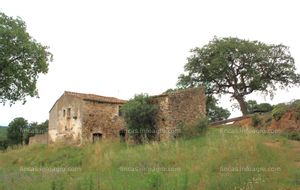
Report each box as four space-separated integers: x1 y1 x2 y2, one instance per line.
1 0 300 126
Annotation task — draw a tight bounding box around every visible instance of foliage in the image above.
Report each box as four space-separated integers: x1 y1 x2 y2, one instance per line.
175 117 208 139
286 132 300 141
0 126 7 140
0 139 8 151
121 94 158 143
246 100 273 113
246 100 259 113
251 114 262 127
195 116 209 134
0 127 299 189
7 117 28 145
29 120 48 135
0 11 53 105
177 37 300 115
206 96 230 122
25 120 49 144
257 103 273 112
264 115 273 127
272 103 288 121
290 99 300 120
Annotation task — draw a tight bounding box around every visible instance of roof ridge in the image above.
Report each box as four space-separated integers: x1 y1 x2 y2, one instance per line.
63 91 127 103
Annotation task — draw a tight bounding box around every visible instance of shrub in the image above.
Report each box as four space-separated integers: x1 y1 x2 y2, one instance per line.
174 122 195 139
195 117 209 134
246 100 258 113
257 103 273 113
0 140 8 151
121 94 159 144
251 114 261 127
207 96 230 122
174 117 208 139
264 116 273 127
272 103 287 121
287 132 300 141
246 100 273 113
291 99 300 120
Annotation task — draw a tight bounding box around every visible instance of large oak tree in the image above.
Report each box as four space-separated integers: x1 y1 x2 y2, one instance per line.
0 12 52 105
177 37 300 115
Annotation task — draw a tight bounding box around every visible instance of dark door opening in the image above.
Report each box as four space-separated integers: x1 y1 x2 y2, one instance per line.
93 133 102 143
119 129 126 141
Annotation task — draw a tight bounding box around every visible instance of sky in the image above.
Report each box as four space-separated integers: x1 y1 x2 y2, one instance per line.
0 0 300 126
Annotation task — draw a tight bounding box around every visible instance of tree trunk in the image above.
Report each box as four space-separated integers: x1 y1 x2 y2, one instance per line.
235 95 248 115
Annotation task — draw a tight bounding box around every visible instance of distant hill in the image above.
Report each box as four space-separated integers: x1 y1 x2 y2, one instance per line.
0 126 7 140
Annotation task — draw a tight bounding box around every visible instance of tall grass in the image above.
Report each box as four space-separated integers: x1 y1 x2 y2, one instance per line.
0 126 299 190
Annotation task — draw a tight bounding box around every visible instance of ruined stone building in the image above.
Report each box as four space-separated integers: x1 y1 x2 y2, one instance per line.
151 87 206 140
48 91 127 144
48 88 206 144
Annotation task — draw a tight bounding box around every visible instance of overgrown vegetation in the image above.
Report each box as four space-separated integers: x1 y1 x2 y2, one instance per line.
206 96 230 122
0 118 48 151
0 127 299 189
272 103 288 121
0 127 8 151
291 99 300 120
0 127 7 141
246 100 273 114
251 114 262 127
121 94 159 143
175 117 209 139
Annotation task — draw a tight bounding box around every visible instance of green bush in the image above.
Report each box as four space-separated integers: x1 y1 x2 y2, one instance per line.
174 117 208 139
195 117 209 134
257 103 273 112
287 132 300 141
174 122 194 139
121 94 159 144
272 103 287 121
0 139 8 151
246 100 273 113
251 114 261 127
291 99 300 120
264 116 273 127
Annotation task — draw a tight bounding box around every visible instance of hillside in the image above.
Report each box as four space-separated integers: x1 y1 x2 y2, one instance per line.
0 127 7 141
0 126 299 190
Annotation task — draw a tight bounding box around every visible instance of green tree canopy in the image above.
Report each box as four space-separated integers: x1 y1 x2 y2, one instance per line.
246 100 273 114
207 96 230 122
0 12 53 105
178 37 300 115
121 94 158 144
7 117 28 145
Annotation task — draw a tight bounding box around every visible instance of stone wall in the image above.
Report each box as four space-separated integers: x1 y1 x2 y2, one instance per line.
48 88 205 144
29 134 48 145
81 100 126 143
151 87 206 140
48 94 84 144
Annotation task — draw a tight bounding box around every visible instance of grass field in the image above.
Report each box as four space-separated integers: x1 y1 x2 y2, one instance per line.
0 126 300 190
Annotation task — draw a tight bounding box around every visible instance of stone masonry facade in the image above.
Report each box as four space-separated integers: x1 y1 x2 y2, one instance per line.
48 87 206 144
150 87 206 140
48 92 126 145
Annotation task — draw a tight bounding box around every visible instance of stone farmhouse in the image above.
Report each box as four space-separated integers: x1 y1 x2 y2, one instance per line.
48 88 206 144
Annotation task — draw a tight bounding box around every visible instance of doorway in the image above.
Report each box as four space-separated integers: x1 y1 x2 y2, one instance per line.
92 133 102 143
119 129 126 141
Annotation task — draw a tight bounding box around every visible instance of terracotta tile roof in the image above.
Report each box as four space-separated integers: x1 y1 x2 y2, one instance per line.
64 91 127 104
